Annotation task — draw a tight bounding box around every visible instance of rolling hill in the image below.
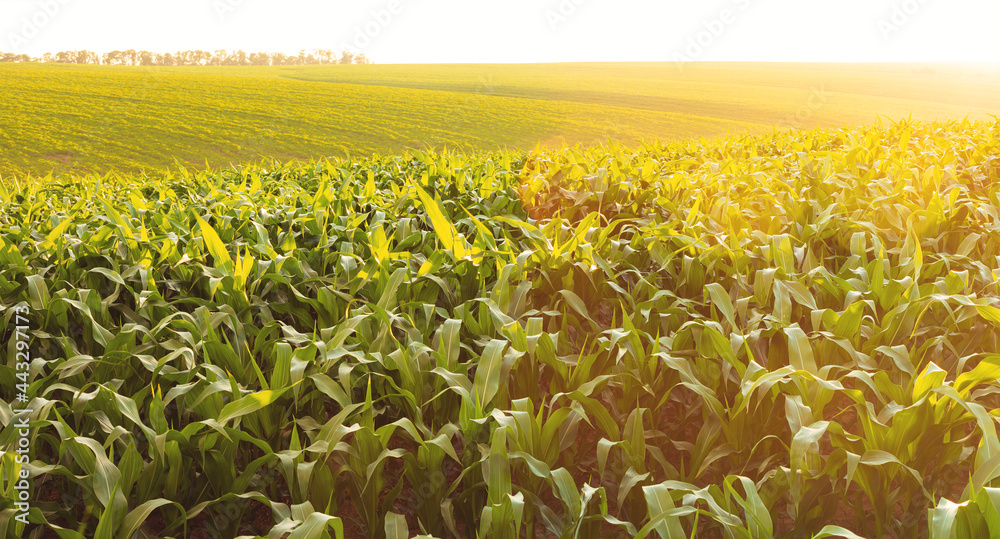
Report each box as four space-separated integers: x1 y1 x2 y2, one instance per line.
1 62 998 176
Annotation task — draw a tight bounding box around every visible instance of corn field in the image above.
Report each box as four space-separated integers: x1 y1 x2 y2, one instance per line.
2 119 1000 538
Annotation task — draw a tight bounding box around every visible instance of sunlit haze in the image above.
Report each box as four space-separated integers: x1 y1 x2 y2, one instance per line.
1 0 999 63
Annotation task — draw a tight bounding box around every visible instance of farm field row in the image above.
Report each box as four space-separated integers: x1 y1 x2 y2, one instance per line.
1 119 999 537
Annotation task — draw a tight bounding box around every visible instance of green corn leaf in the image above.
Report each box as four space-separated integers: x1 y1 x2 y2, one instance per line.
286 513 344 539
474 339 506 407
195 213 235 274
415 183 465 258
384 512 408 539
785 325 817 373
117 499 185 539
216 384 296 426
640 483 688 539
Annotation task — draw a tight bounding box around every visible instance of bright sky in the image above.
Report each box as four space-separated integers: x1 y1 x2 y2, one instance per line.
1 0 998 64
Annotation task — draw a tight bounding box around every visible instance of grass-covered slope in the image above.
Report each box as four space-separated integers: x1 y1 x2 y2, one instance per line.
1 119 1000 538
2 62 1000 177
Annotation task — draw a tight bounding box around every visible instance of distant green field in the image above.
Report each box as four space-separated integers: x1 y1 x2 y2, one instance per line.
1 62 998 176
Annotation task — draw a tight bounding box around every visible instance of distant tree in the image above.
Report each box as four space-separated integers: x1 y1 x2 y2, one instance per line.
3 48 372 66
249 52 269 66
79 51 99 64
315 49 333 64
1 53 35 62
231 50 249 66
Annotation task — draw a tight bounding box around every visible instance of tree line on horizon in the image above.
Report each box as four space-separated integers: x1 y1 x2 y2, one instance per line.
0 49 372 66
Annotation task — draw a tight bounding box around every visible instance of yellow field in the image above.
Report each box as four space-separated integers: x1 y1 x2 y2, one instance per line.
1 62 998 176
